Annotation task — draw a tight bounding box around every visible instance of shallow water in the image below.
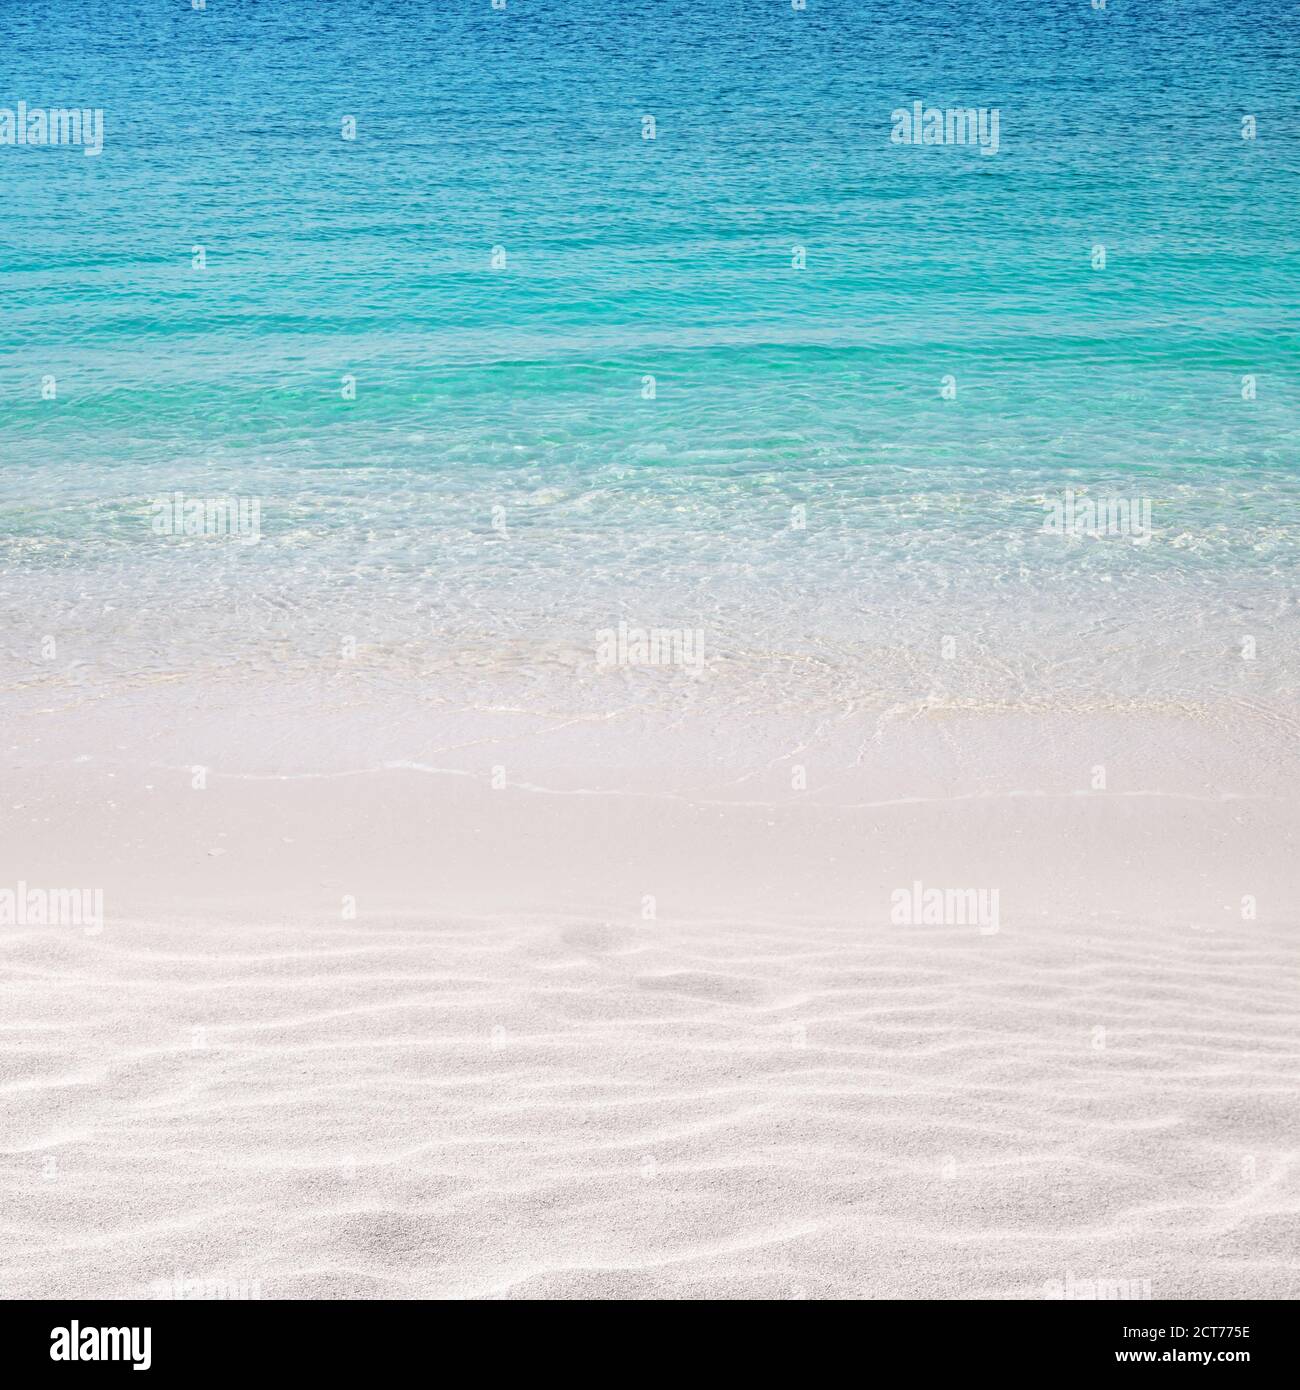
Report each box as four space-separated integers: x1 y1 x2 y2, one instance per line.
2 0 1297 720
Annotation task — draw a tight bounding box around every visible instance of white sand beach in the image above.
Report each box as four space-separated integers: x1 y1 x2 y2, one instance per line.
4 0 1299 1316
3 684 1297 1300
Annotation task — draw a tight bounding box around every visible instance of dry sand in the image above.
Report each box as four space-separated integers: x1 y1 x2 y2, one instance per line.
2 897 1298 1299
3 684 1299 1300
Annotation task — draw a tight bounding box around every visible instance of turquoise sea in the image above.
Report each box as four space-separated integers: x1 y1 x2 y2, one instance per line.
2 0 1297 720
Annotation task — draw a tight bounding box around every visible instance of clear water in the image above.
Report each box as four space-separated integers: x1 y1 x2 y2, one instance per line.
2 0 1298 721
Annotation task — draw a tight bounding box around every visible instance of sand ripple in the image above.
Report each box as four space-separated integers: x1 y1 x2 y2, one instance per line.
2 913 1297 1299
